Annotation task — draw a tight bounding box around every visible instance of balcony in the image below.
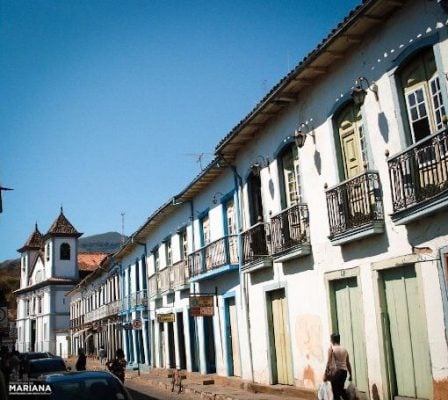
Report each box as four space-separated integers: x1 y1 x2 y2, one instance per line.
158 266 173 294
188 235 239 280
119 290 148 313
172 259 189 290
270 204 311 261
241 222 272 272
148 273 159 298
388 128 448 224
326 171 384 245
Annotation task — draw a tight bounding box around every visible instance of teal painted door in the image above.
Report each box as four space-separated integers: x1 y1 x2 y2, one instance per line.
381 266 432 399
331 278 368 396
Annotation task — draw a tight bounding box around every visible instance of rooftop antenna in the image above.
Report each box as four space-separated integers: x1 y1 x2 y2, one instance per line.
183 152 213 171
121 212 125 244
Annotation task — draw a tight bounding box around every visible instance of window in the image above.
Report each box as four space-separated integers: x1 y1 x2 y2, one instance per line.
200 214 210 247
247 173 264 225
165 238 172 266
37 297 42 314
335 102 367 180
179 229 188 260
26 299 30 316
225 198 236 235
46 243 50 261
153 248 160 272
279 145 302 208
60 243 71 260
400 48 446 143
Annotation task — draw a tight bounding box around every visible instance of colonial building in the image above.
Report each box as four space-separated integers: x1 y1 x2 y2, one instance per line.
68 254 121 359
15 209 82 356
70 1 448 399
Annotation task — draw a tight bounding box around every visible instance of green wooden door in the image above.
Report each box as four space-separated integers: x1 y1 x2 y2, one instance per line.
228 298 241 377
331 278 369 396
268 289 293 385
381 266 432 399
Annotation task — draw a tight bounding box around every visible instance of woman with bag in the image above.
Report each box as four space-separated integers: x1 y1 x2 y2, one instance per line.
324 333 352 400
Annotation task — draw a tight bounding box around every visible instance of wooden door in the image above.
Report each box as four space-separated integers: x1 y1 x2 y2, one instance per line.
381 266 432 399
338 105 365 179
227 297 241 377
268 289 293 385
331 278 368 396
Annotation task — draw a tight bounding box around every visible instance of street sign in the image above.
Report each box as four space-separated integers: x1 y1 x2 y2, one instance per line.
189 295 214 317
132 319 142 330
157 313 175 323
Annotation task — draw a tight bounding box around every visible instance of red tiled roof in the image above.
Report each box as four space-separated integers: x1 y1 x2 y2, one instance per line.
46 209 82 238
17 224 43 253
77 252 108 272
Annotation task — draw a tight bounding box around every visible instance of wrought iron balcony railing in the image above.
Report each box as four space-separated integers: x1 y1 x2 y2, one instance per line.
242 222 270 265
270 204 310 255
172 259 189 288
326 171 384 238
148 273 158 297
188 235 238 278
388 128 448 213
158 266 173 293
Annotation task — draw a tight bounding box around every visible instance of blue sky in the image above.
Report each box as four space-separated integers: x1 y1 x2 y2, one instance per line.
0 0 360 261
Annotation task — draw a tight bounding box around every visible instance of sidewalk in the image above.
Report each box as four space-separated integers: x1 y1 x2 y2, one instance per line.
68 356 316 400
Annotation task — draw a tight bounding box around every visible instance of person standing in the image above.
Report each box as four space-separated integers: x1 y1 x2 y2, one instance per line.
98 346 107 366
106 348 127 383
324 333 352 400
75 348 87 371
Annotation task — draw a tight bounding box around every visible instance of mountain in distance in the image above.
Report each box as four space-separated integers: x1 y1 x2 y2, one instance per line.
78 231 127 253
0 232 126 316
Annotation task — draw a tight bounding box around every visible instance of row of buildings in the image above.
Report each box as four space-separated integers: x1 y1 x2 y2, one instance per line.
15 1 448 399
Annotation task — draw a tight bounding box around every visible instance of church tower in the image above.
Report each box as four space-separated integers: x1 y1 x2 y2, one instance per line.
17 224 43 289
43 208 82 280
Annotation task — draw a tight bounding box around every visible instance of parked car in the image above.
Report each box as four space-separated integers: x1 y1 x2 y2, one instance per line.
19 352 56 379
45 371 133 400
26 357 69 379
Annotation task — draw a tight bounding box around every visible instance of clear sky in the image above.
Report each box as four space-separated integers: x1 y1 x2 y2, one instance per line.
0 0 361 261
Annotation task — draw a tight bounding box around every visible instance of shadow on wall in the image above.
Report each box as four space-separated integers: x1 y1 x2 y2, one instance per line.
378 112 389 143
341 232 390 262
406 209 448 246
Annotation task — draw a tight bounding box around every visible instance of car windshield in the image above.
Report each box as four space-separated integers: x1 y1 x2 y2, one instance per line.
49 377 129 400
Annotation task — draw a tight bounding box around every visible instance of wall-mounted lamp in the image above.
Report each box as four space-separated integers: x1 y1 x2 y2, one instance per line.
351 76 379 106
294 122 315 148
250 155 270 176
212 191 224 205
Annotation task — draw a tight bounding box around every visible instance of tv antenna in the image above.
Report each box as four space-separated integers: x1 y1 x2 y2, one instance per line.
183 152 213 171
121 212 125 244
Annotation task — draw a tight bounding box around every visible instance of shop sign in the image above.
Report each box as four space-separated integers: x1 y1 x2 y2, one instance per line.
157 313 175 323
189 295 214 317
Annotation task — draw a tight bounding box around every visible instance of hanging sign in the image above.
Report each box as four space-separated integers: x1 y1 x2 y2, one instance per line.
189 295 214 317
157 313 175 323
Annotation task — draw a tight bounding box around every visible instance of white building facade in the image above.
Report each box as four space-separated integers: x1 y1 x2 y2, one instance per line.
15 210 82 356
69 1 448 399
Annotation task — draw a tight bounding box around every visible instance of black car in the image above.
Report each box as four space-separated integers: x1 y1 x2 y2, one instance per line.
46 371 133 400
25 357 69 380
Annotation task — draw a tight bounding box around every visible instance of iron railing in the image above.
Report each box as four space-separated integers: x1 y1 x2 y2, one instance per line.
388 128 448 213
172 259 189 288
158 266 173 293
188 235 238 278
326 171 384 237
270 204 310 255
242 222 270 265
148 273 158 297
